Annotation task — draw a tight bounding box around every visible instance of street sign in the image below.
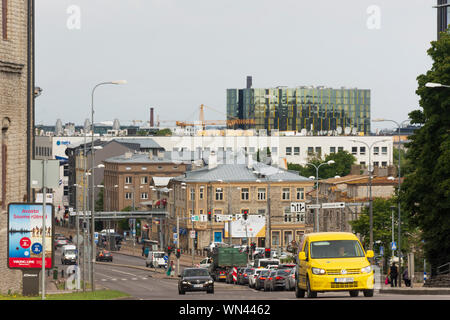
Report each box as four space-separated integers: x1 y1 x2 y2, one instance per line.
191 215 199 222
173 233 178 240
306 204 321 209
391 242 397 251
290 202 306 213
163 255 168 262
190 230 196 239
322 202 345 209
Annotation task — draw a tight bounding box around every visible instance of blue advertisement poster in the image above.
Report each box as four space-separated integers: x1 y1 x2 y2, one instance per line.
8 203 53 269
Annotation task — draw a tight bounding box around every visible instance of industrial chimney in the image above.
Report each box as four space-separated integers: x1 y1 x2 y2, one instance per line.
246 76 252 89
150 107 154 127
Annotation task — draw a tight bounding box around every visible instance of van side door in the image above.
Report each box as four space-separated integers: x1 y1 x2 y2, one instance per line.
298 241 309 288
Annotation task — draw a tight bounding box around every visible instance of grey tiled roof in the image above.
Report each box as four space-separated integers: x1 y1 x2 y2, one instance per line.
113 138 162 150
173 162 311 183
104 151 198 164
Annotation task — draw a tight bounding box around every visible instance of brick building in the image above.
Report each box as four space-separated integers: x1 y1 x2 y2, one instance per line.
0 0 35 294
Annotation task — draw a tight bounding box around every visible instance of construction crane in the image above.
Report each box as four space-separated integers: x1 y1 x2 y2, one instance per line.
175 104 255 129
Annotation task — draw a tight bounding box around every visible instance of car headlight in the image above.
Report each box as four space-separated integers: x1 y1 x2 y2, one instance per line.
207 280 213 284
361 266 372 273
311 267 326 275
182 281 190 285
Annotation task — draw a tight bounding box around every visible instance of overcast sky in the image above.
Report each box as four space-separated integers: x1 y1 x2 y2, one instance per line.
35 0 436 131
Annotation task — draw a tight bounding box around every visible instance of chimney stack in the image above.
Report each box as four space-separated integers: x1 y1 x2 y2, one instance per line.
150 107 154 127
246 76 252 89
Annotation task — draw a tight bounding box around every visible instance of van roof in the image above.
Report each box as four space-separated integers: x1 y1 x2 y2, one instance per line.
62 244 77 250
305 232 358 242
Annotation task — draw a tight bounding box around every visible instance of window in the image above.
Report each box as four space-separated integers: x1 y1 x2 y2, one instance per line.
315 147 322 156
360 147 366 155
338 146 344 152
125 192 132 200
294 147 300 156
257 208 266 215
257 188 266 201
307 147 314 155
296 213 305 223
373 161 379 167
382 161 387 167
141 176 148 184
215 188 223 201
284 207 292 222
241 188 249 201
284 231 293 246
125 176 132 184
282 188 290 200
330 147 336 154
286 147 292 156
272 231 280 247
296 188 304 200
271 147 278 154
199 186 204 200
351 147 357 155
374 147 379 155
141 192 148 199
190 188 195 201
382 146 388 155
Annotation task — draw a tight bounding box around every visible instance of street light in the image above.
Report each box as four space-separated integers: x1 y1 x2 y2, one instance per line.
90 80 126 291
306 160 335 232
425 82 450 88
350 139 390 252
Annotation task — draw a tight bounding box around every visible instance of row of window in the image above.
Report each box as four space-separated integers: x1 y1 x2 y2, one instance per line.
125 192 149 200
285 146 389 156
213 187 305 201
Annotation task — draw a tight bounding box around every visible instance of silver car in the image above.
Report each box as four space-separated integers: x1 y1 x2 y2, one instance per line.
248 269 264 288
285 268 296 291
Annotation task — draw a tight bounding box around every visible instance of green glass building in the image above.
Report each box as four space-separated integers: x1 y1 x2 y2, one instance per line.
227 85 371 135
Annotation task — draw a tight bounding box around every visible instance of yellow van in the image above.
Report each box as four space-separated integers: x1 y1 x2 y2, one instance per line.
295 232 374 298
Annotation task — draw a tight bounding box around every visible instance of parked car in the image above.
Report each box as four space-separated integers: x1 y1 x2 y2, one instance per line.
178 268 214 295
96 249 113 262
265 269 291 291
55 237 69 248
285 268 296 291
264 270 278 291
254 269 270 290
238 267 254 285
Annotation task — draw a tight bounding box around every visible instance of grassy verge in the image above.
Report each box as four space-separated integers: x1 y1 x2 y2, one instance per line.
0 290 130 300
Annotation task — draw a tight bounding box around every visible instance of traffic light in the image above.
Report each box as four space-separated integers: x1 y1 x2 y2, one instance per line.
167 246 173 255
243 210 248 220
176 248 181 259
207 211 212 221
264 248 271 258
251 242 256 252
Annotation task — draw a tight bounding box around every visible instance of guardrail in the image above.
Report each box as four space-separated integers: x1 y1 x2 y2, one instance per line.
437 262 450 275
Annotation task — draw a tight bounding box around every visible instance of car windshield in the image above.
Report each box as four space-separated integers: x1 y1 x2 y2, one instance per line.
154 253 164 258
183 269 209 277
260 270 270 276
259 260 279 268
310 240 365 259
244 268 254 273
65 250 76 255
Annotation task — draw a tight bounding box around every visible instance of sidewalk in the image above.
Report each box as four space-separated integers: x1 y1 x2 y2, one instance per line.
379 284 450 295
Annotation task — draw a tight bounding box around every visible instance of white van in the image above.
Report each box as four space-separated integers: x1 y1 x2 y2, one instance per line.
61 245 77 265
145 251 167 268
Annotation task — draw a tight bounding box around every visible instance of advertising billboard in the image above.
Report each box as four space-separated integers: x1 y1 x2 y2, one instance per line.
7 203 54 269
224 215 266 238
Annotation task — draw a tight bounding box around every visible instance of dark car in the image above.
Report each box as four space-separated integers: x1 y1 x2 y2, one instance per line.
263 270 278 291
255 269 270 290
178 268 214 295
265 269 291 291
238 267 255 285
96 250 113 262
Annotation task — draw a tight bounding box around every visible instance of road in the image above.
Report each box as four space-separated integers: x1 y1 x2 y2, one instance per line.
54 248 450 300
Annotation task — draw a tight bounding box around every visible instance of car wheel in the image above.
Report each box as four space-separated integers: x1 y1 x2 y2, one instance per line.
306 277 317 298
349 290 359 297
363 289 374 297
295 280 305 298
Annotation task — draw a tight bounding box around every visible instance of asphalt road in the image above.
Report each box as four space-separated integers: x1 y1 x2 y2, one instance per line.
54 248 450 301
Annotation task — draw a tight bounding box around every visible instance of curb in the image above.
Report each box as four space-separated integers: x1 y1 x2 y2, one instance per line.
379 288 450 295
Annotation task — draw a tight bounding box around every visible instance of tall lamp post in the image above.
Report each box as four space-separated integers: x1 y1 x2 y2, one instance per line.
306 160 335 232
90 80 126 291
373 118 410 286
350 139 390 251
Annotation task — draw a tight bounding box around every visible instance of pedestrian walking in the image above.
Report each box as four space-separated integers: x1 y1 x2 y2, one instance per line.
403 267 411 287
390 262 398 287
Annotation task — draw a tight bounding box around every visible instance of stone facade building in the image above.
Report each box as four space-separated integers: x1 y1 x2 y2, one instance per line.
167 155 314 252
0 0 35 294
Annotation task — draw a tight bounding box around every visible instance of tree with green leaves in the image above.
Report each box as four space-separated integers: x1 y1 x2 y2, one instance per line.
399 30 450 274
288 150 356 179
